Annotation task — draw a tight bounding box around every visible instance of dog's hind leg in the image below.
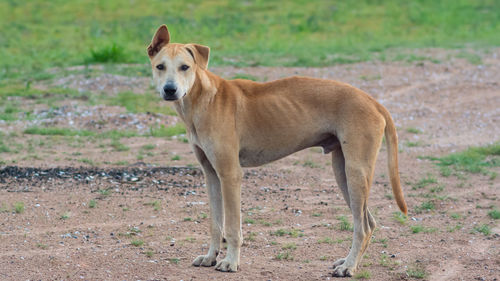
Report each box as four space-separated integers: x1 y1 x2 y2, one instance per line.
331 143 350 209
332 127 382 277
192 146 224 267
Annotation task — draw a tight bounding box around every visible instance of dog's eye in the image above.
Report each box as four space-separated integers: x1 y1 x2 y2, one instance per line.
180 65 190 71
156 64 165 70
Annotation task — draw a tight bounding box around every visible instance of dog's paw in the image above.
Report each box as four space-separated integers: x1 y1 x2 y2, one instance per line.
215 258 238 272
332 264 354 277
192 254 217 267
332 258 346 268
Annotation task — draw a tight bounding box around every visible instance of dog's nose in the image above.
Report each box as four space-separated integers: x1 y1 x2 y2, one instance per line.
163 83 177 95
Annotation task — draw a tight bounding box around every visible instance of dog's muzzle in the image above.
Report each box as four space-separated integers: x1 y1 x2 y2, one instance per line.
162 83 178 101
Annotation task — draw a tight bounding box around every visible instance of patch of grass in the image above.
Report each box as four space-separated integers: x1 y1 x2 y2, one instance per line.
231 73 259 81
302 160 321 168
318 237 344 244
275 251 294 261
472 224 491 236
245 232 257 242
440 166 452 177
13 202 25 214
24 127 95 137
406 127 422 134
312 212 322 217
456 51 483 65
144 201 161 211
85 43 129 64
429 185 444 193
405 141 424 147
169 258 180 264
337 215 353 231
450 213 462 220
412 174 437 190
414 200 435 214
106 92 177 116
354 270 371 279
282 242 297 250
36 243 48 249
145 250 154 258
142 144 155 150
149 124 186 138
447 223 462 233
488 209 500 220
244 217 256 224
429 143 500 177
271 228 303 238
171 155 181 161
110 139 130 152
183 217 193 222
98 189 111 196
407 266 427 279
374 238 388 248
410 224 438 234
101 130 140 139
131 239 144 247
78 158 95 165
60 212 70 220
184 237 196 242
1 0 500 79
88 200 97 208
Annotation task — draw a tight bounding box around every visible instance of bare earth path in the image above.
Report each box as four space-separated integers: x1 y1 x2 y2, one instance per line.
0 49 499 280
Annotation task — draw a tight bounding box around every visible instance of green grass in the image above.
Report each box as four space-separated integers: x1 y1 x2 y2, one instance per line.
149 124 186 138
24 127 95 137
13 202 25 214
488 209 500 220
414 200 435 213
131 239 144 247
88 200 97 208
0 0 499 80
393 211 408 225
86 43 129 64
60 212 70 220
282 242 297 250
106 92 177 116
472 224 491 236
407 266 427 279
428 143 500 177
406 127 422 134
231 74 259 81
412 174 437 190
410 224 438 234
271 228 303 238
337 215 353 231
275 251 294 261
354 270 371 279
144 200 161 211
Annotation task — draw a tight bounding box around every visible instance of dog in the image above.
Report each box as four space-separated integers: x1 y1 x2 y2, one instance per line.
147 25 407 277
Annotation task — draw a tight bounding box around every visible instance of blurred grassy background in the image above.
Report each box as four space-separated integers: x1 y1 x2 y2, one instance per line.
0 0 499 80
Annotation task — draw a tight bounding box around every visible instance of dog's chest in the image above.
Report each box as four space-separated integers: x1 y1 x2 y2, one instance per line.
238 147 294 167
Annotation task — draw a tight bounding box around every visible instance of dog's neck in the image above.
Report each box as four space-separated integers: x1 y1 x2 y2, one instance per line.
173 69 220 125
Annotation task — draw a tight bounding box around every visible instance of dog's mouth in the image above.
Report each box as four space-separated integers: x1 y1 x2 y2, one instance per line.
161 92 186 101
162 94 178 101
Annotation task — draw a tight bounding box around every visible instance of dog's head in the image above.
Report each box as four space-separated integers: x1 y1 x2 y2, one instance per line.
147 25 210 101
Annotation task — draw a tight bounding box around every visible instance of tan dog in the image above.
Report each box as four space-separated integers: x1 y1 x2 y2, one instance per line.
147 25 407 277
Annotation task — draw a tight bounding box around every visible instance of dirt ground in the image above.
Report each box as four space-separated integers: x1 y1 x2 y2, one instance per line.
0 48 499 280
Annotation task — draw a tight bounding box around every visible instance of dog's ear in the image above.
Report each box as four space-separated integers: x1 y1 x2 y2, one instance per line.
186 44 210 70
147 25 170 58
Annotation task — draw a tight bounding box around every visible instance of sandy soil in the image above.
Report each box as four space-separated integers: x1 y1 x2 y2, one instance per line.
0 48 499 280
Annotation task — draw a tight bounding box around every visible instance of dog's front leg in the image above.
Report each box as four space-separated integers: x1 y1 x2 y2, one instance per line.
214 159 243 272
192 147 223 267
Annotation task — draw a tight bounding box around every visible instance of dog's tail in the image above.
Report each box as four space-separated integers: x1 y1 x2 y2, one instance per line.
383 111 408 215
